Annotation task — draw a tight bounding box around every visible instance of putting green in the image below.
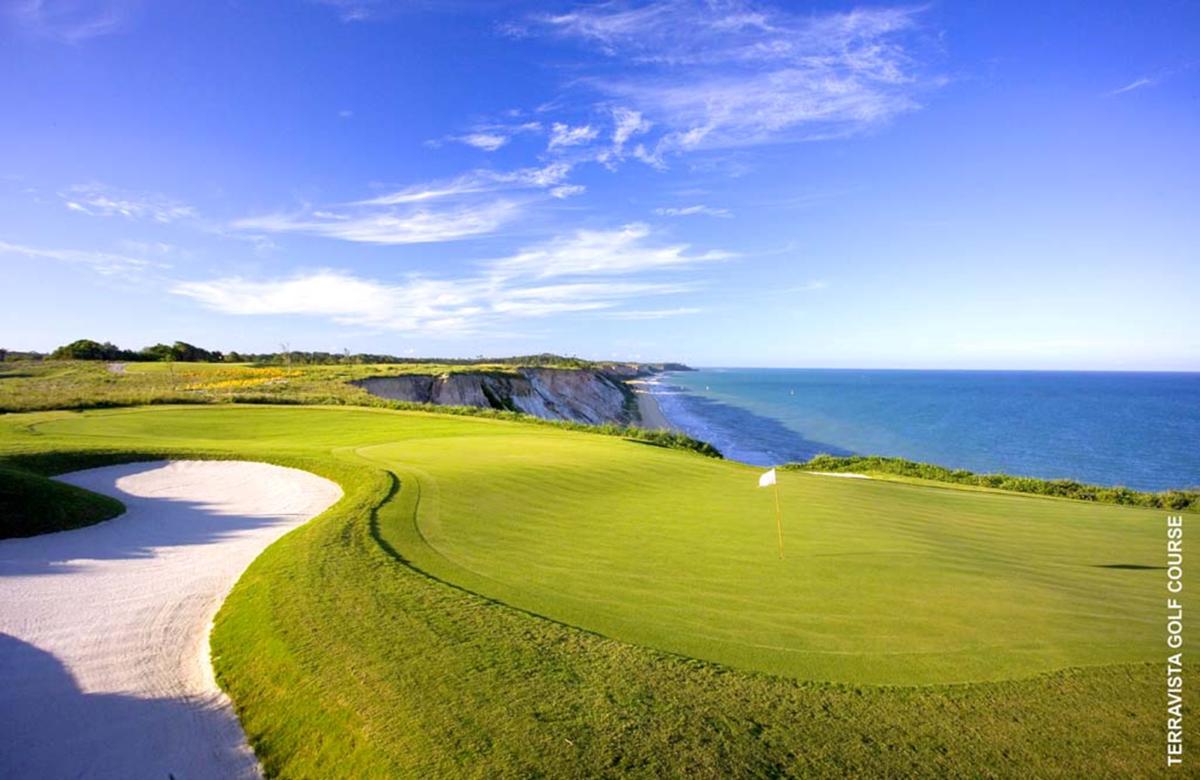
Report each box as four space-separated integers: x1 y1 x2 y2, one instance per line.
8 405 1169 685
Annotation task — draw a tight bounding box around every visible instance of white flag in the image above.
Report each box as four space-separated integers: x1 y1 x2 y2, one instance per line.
758 468 777 488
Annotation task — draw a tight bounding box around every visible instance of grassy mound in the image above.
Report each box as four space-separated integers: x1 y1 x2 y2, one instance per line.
0 464 124 539
0 405 1190 776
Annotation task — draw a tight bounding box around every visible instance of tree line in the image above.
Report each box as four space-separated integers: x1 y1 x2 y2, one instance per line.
18 340 601 368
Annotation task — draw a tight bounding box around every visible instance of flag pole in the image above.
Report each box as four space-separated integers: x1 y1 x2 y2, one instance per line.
773 480 784 559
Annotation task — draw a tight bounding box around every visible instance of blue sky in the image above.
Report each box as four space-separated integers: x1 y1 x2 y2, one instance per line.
2 0 1197 369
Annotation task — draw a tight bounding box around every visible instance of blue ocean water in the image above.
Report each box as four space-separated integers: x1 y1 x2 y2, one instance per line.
648 369 1200 491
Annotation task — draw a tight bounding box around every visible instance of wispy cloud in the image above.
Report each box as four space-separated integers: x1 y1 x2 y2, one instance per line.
489 222 733 278
1104 75 1152 94
60 183 196 223
654 204 731 218
779 279 829 293
1108 77 1156 96
550 184 586 199
10 0 130 42
172 271 695 334
313 0 396 23
233 200 522 246
548 122 599 149
0 239 160 276
530 2 936 161
232 162 578 245
356 162 572 206
439 121 542 152
173 224 725 333
458 132 510 151
602 306 701 319
609 106 652 158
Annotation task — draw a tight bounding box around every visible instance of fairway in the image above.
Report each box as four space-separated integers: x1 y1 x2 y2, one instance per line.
1 404 1190 776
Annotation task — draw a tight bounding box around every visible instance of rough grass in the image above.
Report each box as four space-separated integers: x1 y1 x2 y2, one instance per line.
0 360 530 413
1 405 1192 777
0 464 124 539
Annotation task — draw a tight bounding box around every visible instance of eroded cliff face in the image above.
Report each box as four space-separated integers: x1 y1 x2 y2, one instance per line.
352 368 638 425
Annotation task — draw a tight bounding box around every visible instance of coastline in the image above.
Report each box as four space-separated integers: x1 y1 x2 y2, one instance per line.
628 379 672 430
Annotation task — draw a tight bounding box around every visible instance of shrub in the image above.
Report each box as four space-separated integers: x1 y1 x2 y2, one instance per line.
785 454 1196 511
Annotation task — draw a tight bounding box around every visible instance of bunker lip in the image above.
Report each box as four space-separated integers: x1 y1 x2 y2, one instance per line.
0 460 342 779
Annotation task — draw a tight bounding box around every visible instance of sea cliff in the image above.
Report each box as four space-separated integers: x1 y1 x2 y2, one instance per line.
351 366 663 425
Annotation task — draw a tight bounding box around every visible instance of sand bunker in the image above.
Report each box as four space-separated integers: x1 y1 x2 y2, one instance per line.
0 460 342 779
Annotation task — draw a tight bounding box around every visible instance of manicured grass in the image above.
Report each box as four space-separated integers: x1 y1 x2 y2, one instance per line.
361 436 1169 684
0 464 124 539
0 405 1191 776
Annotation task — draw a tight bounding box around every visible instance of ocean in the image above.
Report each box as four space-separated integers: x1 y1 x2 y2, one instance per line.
647 369 1200 492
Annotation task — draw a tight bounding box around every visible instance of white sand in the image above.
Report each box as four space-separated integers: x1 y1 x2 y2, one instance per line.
0 460 342 779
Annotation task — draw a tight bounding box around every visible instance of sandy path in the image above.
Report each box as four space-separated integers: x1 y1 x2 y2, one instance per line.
0 460 342 779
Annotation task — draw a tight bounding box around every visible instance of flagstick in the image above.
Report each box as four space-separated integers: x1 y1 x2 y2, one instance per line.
772 480 784 559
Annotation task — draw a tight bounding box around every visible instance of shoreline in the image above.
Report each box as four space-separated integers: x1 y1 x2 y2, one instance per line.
627 379 672 430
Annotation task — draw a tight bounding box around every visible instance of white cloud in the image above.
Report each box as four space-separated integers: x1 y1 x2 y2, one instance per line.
355 163 572 206
489 222 733 278
533 2 935 157
61 183 195 223
611 107 652 154
445 121 542 151
654 205 731 218
173 224 726 333
1108 77 1155 96
234 163 577 245
458 133 509 151
232 200 521 246
550 184 586 199
491 162 572 188
353 177 492 206
0 239 159 276
172 271 695 333
780 279 828 293
10 0 127 42
548 122 600 149
314 0 393 23
602 307 701 319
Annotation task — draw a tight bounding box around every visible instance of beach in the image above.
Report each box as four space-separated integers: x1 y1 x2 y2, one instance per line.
628 379 671 430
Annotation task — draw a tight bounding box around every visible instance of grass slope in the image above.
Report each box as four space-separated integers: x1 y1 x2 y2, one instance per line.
0 464 124 538
0 405 1191 777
